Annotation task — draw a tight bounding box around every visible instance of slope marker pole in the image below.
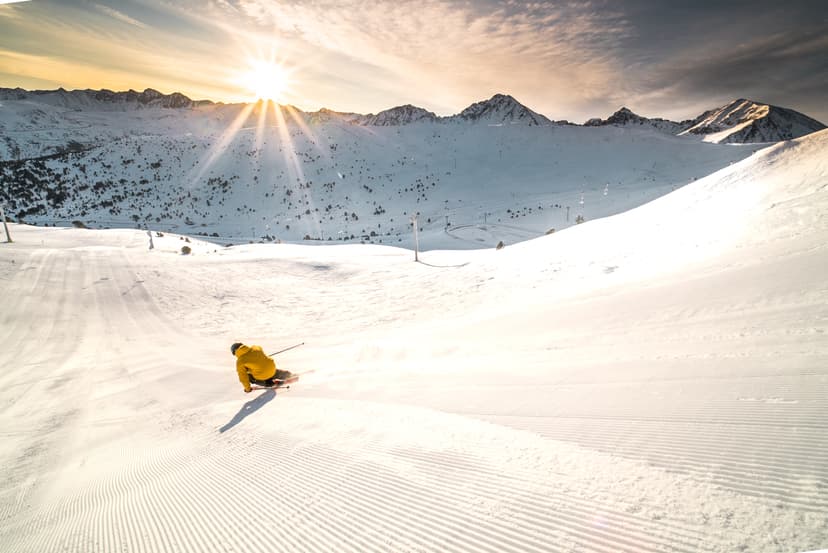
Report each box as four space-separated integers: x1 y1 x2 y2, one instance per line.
411 214 419 262
0 205 12 243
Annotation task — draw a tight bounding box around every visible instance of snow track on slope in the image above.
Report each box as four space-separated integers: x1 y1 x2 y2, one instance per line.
2 131 828 552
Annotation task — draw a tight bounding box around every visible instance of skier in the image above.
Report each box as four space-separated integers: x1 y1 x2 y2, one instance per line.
231 342 293 393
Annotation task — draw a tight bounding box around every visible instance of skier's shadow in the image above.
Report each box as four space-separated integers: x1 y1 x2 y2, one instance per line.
219 389 276 433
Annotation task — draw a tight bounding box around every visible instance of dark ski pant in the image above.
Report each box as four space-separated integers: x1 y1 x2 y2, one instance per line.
247 369 292 387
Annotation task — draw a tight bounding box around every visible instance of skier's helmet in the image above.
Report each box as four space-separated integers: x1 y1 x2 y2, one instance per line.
230 342 243 356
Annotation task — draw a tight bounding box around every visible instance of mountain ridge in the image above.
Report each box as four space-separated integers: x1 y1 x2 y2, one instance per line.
0 102 757 248
357 104 439 126
450 93 552 126
584 100 825 144
678 98 827 143
584 107 689 134
1 86 824 143
0 86 213 109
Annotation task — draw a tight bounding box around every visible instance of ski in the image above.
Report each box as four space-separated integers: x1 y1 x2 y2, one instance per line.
247 370 313 391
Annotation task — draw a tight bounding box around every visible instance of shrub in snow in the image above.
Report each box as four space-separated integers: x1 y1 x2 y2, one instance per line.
181 245 191 255
496 241 505 250
545 228 555 235
575 215 585 224
71 221 88 229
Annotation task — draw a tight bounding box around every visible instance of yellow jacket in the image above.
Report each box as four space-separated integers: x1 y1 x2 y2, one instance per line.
235 344 276 391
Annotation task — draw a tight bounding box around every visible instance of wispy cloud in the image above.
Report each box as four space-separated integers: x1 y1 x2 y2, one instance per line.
94 3 148 29
213 0 634 117
0 1 239 101
1 0 824 122
627 28 828 122
0 48 142 89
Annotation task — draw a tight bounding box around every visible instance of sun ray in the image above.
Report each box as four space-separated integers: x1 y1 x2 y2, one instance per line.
254 99 268 154
282 104 327 238
269 101 326 239
283 103 330 163
188 102 256 187
270 102 304 185
184 39 339 241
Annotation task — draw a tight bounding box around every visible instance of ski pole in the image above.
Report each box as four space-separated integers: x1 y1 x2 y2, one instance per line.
269 342 304 356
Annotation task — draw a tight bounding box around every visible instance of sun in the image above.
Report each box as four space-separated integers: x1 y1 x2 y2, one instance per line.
241 60 291 102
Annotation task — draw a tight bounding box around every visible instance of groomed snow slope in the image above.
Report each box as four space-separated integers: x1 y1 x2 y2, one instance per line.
1 130 827 552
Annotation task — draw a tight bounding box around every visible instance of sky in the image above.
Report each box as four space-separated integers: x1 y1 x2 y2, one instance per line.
0 0 826 123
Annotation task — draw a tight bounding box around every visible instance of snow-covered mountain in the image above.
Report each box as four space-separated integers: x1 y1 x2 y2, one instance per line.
584 107 687 134
1 87 824 248
0 96 757 248
347 94 552 126
679 98 827 143
0 86 210 110
358 104 438 126
2 85 823 139
449 93 552 126
584 99 825 144
303 107 364 125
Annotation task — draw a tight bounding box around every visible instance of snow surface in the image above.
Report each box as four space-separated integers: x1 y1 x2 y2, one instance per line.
1 129 827 552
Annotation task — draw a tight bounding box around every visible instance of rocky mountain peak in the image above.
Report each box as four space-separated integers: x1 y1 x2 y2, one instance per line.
681 99 825 143
362 104 438 126
455 93 551 125
584 106 684 133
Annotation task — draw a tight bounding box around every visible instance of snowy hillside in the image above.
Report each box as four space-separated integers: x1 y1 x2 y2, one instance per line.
1 128 826 553
0 92 758 248
2 88 824 249
680 98 827 143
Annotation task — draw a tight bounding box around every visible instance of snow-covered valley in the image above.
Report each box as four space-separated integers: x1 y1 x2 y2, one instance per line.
3 90 823 250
